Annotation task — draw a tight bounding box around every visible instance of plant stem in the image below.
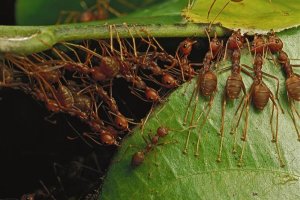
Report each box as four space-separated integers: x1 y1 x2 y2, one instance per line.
0 23 231 55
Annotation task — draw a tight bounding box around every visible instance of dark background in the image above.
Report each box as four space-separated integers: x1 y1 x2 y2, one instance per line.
0 1 115 198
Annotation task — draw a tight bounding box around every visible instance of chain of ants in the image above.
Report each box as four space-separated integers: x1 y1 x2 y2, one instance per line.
1 27 299 169
0 25 196 148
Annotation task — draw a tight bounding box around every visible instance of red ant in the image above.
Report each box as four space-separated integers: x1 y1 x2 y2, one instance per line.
173 38 198 81
277 50 300 140
266 31 300 140
217 49 247 162
56 0 122 24
232 53 285 167
68 121 120 146
131 126 170 167
183 30 223 156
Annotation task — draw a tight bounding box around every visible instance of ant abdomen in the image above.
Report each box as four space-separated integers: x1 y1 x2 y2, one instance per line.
131 151 145 167
57 85 75 109
199 71 217 96
286 76 300 101
226 74 243 99
252 84 270 110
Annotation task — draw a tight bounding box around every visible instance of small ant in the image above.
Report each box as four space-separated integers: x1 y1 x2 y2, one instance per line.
56 0 122 24
131 126 170 167
174 38 198 81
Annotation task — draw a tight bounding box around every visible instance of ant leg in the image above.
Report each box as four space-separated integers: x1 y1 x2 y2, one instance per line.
208 1 231 32
207 0 217 20
262 72 284 114
223 40 229 61
238 96 251 167
217 91 227 162
183 80 198 125
183 90 199 154
231 95 247 153
66 121 93 148
270 103 276 142
270 97 285 167
195 94 215 157
241 96 251 141
289 99 300 141
39 180 56 200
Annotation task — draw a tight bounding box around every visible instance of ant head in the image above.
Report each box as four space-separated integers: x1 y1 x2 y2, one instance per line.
251 34 265 54
131 151 145 167
267 31 283 53
179 38 197 56
183 67 196 78
156 126 168 137
227 29 244 50
145 87 160 102
114 113 129 131
210 32 223 55
162 73 178 88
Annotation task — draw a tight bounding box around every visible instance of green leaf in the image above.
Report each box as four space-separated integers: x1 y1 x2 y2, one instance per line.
100 28 300 199
15 0 169 25
183 0 300 31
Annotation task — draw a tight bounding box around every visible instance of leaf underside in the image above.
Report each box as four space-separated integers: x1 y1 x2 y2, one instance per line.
183 0 300 31
100 27 300 200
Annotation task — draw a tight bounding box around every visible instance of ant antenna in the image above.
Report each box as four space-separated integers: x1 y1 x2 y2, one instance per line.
207 0 243 32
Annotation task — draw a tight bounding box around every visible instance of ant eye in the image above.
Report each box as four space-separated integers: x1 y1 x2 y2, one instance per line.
236 37 240 41
275 39 280 43
216 41 220 45
184 44 188 48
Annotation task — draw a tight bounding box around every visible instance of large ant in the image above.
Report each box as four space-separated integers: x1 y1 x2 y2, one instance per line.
183 31 223 156
264 30 300 141
217 30 246 162
233 53 285 167
277 50 300 140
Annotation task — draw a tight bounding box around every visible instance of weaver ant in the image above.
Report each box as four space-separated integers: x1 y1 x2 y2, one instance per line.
276 50 300 141
183 30 223 156
173 38 198 81
232 53 285 167
217 49 247 162
267 30 300 141
131 126 171 167
56 0 122 24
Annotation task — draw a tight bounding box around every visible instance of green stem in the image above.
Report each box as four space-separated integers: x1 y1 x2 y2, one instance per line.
0 23 231 55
